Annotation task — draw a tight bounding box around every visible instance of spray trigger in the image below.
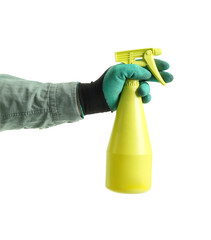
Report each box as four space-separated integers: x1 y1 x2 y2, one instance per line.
115 48 166 86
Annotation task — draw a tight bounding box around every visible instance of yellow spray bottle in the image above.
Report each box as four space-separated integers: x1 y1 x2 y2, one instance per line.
106 48 166 193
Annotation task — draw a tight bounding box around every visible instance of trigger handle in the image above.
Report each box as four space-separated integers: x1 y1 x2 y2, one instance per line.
144 50 166 86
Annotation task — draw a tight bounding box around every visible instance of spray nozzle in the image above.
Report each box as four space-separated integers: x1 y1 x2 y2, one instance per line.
115 48 166 86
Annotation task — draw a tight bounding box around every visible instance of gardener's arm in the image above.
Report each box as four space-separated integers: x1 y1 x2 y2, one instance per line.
0 60 173 132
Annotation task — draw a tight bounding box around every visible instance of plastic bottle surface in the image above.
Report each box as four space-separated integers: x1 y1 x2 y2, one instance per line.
106 80 152 193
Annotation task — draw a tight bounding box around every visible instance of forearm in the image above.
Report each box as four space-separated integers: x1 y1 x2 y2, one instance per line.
0 74 82 132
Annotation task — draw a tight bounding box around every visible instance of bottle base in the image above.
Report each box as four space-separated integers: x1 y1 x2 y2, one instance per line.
106 185 151 194
106 153 152 194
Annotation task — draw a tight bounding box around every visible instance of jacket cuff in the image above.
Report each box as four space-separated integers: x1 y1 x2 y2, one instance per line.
49 82 83 125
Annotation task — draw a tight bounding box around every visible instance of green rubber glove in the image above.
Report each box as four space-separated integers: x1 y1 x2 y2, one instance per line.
103 59 173 111
78 59 173 116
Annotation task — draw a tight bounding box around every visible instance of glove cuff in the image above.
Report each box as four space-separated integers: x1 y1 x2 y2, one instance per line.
77 71 110 115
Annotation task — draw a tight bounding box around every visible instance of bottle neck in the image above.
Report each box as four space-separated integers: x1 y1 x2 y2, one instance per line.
124 79 139 87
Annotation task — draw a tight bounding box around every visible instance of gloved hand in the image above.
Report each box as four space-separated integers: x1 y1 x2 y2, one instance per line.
78 59 173 116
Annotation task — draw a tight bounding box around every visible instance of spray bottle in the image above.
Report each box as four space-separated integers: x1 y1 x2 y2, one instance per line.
106 48 166 193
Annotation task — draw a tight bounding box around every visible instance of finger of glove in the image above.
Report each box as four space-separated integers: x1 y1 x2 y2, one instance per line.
137 81 150 97
143 59 170 71
142 94 151 104
145 71 174 83
113 64 151 81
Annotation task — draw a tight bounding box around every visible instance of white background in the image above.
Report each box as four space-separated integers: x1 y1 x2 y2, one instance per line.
0 0 211 239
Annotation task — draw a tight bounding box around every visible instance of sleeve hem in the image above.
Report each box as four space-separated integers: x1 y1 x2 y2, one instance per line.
49 82 83 125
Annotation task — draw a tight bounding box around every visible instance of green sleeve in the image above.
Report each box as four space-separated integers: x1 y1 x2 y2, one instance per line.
0 74 82 132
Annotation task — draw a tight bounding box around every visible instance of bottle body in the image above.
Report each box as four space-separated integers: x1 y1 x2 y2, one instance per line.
106 80 152 193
